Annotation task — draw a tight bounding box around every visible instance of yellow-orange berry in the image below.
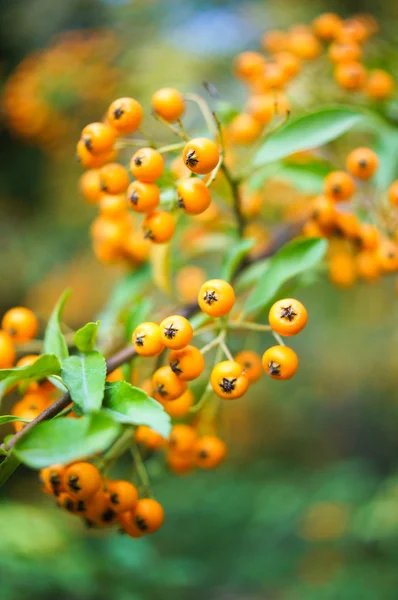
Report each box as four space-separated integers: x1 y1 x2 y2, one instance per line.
262 345 298 380
64 462 102 500
130 148 164 183
81 122 115 155
79 169 102 205
313 13 342 41
269 298 308 337
234 350 262 383
323 171 355 202
169 424 197 454
328 41 361 64
99 162 129 194
152 366 187 402
106 480 139 514
346 147 379 180
159 315 193 350
198 279 235 317
142 211 175 244
177 178 211 215
194 436 227 469
366 70 395 101
107 97 143 134
183 138 219 175
127 181 160 213
334 62 367 90
169 345 205 381
0 330 16 368
151 88 185 122
388 181 398 207
233 51 266 81
229 113 263 145
158 388 194 418
210 360 249 400
135 425 166 450
132 322 164 357
2 307 39 342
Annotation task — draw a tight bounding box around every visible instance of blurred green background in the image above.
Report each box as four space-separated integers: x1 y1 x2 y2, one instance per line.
1 0 398 598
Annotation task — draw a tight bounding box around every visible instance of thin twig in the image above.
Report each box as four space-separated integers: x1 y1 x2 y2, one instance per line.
220 162 245 236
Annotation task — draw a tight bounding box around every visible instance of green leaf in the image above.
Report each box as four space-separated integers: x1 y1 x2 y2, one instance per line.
13 412 121 468
374 127 398 190
221 239 255 281
243 237 327 317
61 351 107 413
0 416 32 426
0 454 22 488
253 107 363 167
74 321 100 353
274 161 333 194
103 381 171 438
44 289 71 361
0 354 61 404
125 299 152 341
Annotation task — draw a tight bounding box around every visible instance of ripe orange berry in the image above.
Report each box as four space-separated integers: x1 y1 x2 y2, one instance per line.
335 212 360 239
2 307 38 342
15 391 48 412
76 139 116 169
64 462 102 500
262 345 298 380
378 239 398 273
274 51 301 79
269 298 308 337
158 388 194 418
85 491 118 527
152 366 187 402
107 97 143 134
39 464 65 496
159 315 193 350
229 113 263 144
177 178 211 215
339 18 369 44
358 223 379 250
169 345 205 381
99 194 128 219
0 331 16 368
334 62 367 91
106 480 139 514
210 360 249 400
366 70 395 101
323 171 355 202
81 122 116 155
130 148 164 183
132 322 164 357
119 511 146 538
132 498 165 535
151 88 185 122
106 367 125 383
312 13 342 41
388 181 398 207
233 51 266 81
198 279 235 317
234 350 262 383
328 251 357 287
261 30 288 53
16 354 39 369
57 491 82 514
99 163 129 194
123 230 151 264
328 41 362 64
194 436 227 469
311 195 337 229
79 169 102 205
169 424 197 454
346 147 379 180
142 211 175 244
135 425 166 450
166 451 195 475
11 406 40 432
288 31 322 60
356 250 381 281
127 180 160 213
246 94 275 125
183 138 219 175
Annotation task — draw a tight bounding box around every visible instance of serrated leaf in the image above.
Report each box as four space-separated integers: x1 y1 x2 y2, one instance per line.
243 237 327 317
125 299 152 341
0 354 61 403
44 289 71 361
0 415 32 426
0 454 21 488
74 321 100 353
221 239 255 281
13 412 121 468
61 351 106 413
103 381 171 438
253 107 363 167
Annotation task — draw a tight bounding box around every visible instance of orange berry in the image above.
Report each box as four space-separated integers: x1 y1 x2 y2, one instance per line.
269 298 308 337
106 367 125 383
313 13 342 41
106 480 139 513
366 70 395 101
288 31 322 60
99 163 129 194
335 212 360 239
119 511 146 538
311 195 337 229
142 211 175 244
246 94 275 125
107 97 143 134
261 30 289 53
262 345 298 380
0 331 16 368
135 425 166 450
158 388 194 418
132 322 164 357
388 181 398 207
328 41 362 64
328 251 357 287
159 315 193 350
378 239 398 273
11 406 40 432
356 250 381 281
81 122 115 155
274 51 301 79
210 360 249 400
39 464 65 496
152 366 187 402
151 87 185 122
79 169 102 205
198 279 235 317
194 436 227 469
85 491 118 527
346 147 379 180
132 498 165 534
358 223 379 250
169 345 205 381
234 350 262 383
166 451 194 475
229 113 263 144
99 194 128 219
123 230 151 263
323 171 356 202
169 424 197 454
76 139 116 169
183 138 219 175
177 178 211 215
130 148 164 183
2 307 38 342
334 62 367 90
127 180 160 213
233 51 266 81
64 462 102 500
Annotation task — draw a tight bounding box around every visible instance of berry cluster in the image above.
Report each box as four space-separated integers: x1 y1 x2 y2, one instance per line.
303 147 398 286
